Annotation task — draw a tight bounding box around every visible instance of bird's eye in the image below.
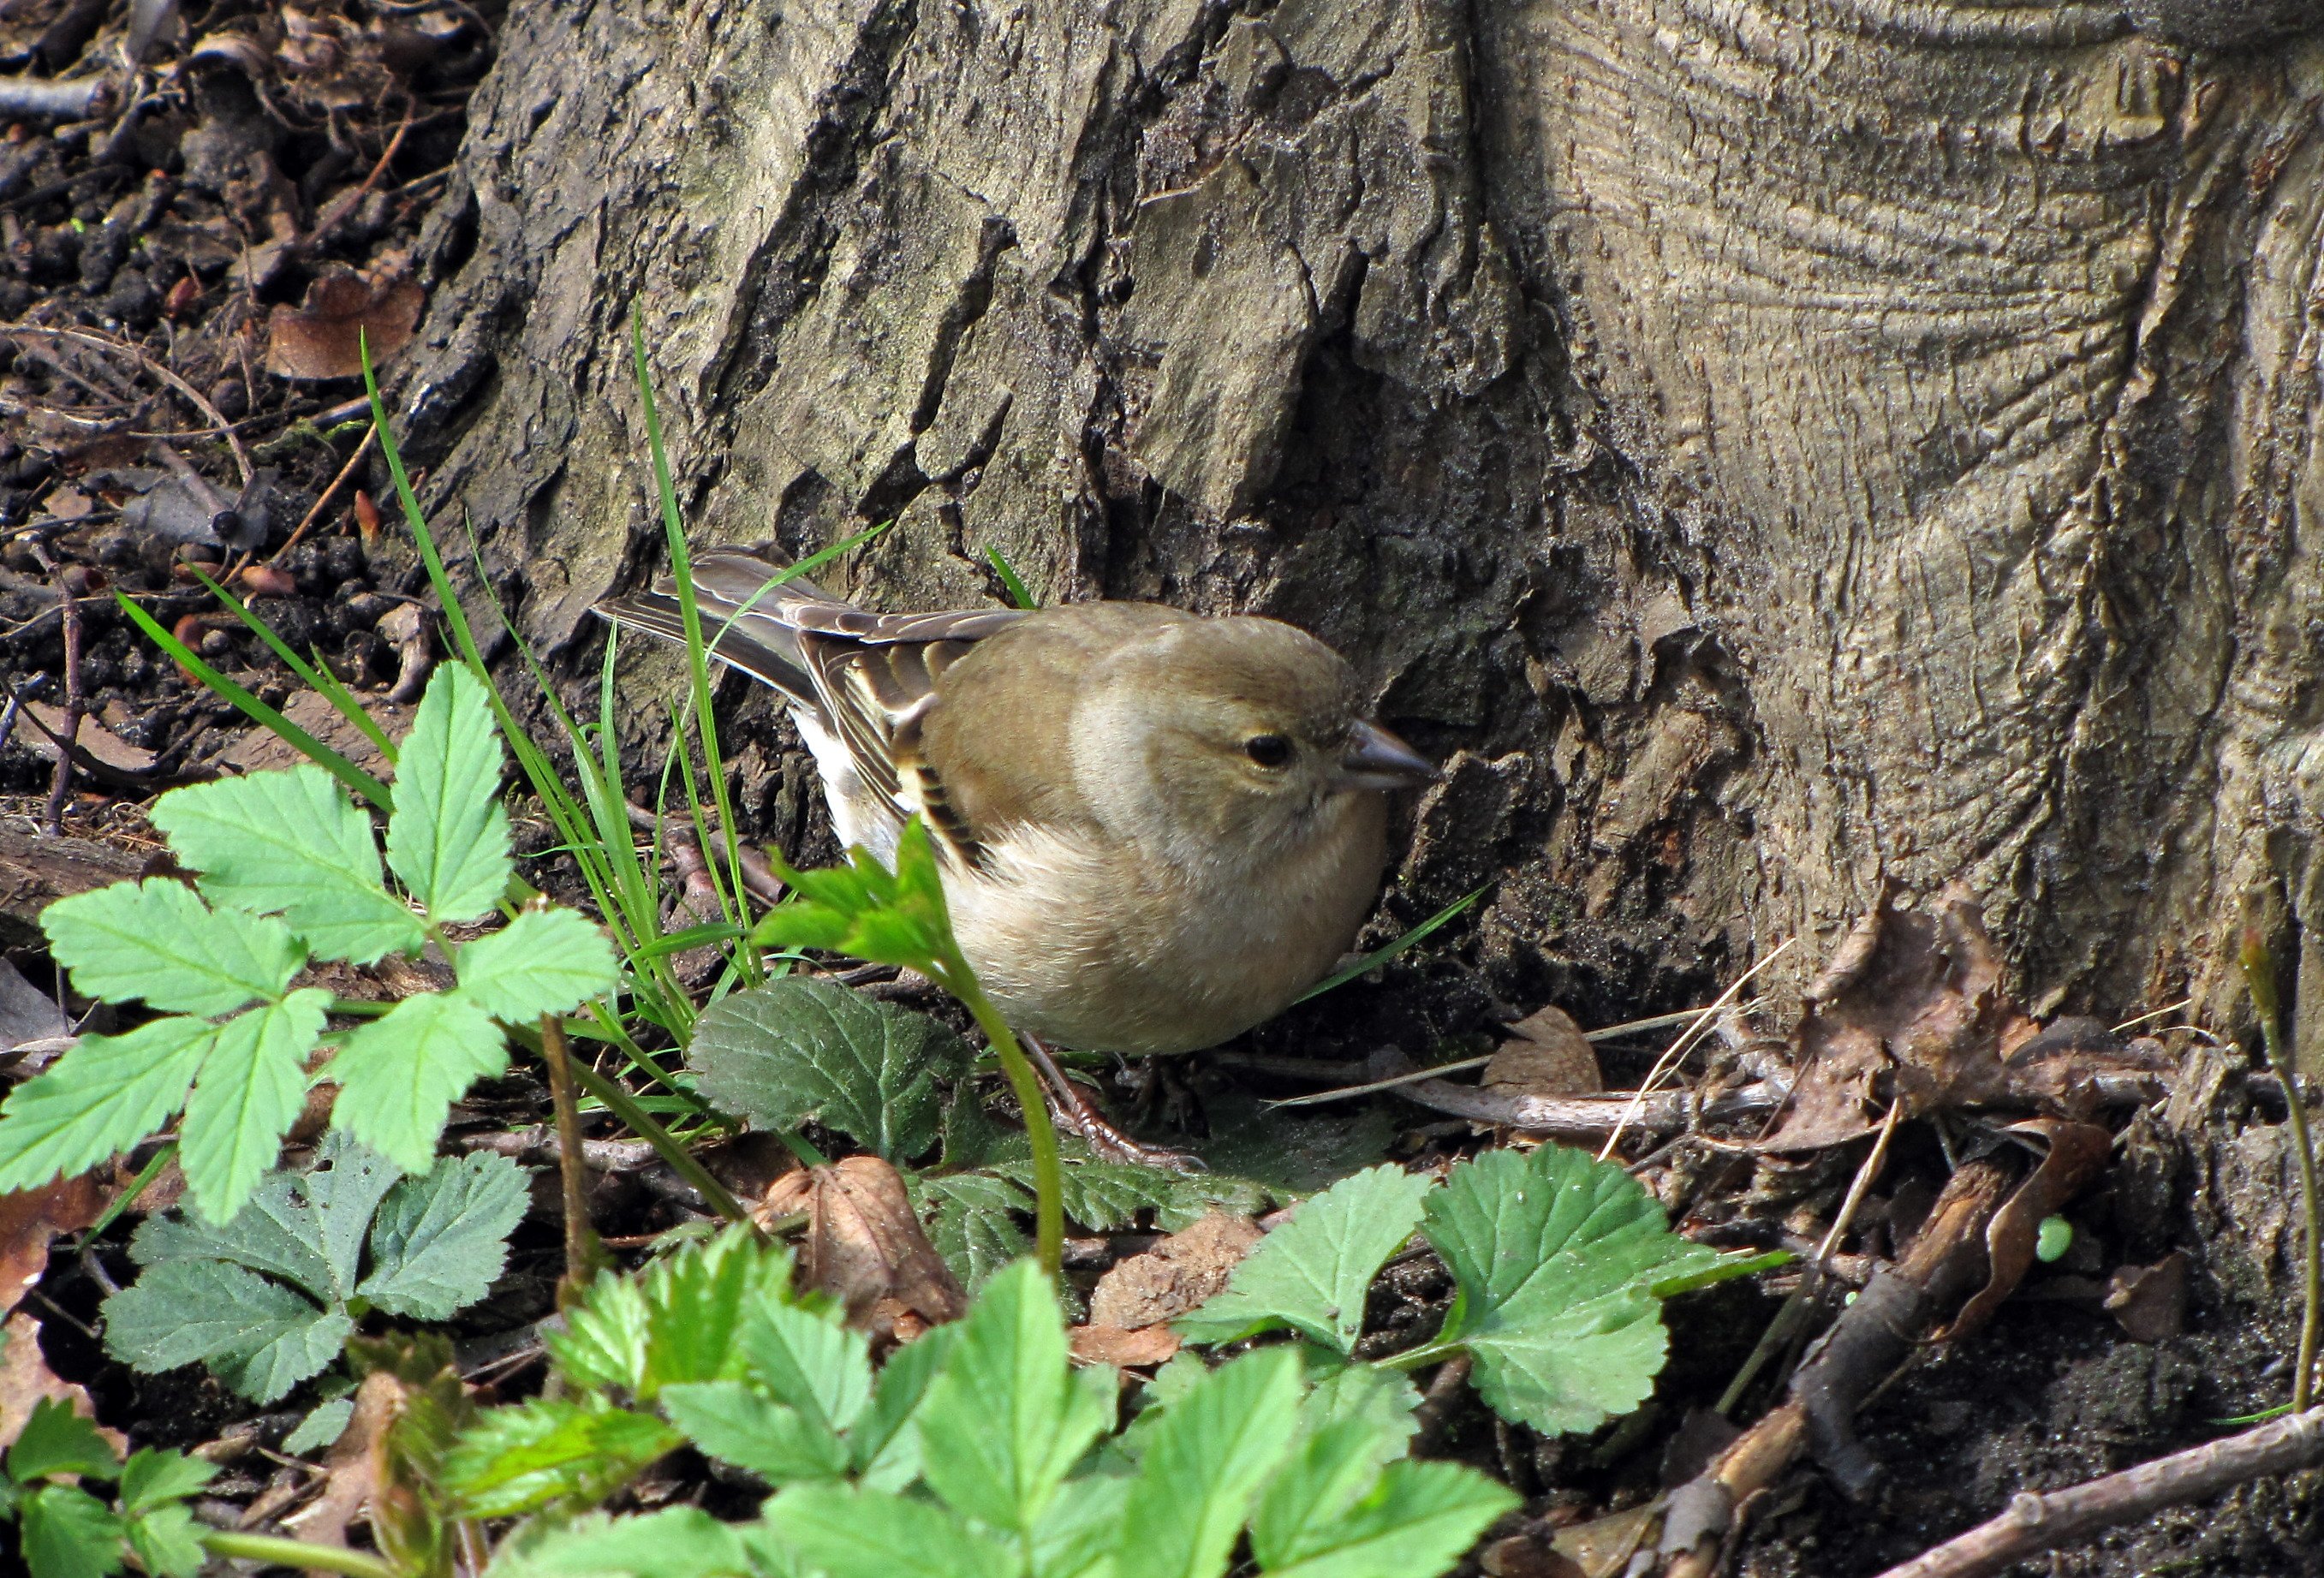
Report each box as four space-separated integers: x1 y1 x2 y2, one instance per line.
1243 734 1293 768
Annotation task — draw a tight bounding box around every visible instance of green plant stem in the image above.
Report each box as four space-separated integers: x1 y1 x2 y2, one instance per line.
541 1014 604 1304
949 971 1062 1276
2246 931 2322 1412
200 1530 397 1578
563 1057 755 1229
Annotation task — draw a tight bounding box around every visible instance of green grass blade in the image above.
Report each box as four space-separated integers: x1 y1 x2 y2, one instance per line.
188 568 398 768
983 546 1038 610
115 593 390 810
1295 886 1487 1003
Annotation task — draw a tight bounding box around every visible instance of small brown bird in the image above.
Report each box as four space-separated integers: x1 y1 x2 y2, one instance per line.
599 549 1434 1154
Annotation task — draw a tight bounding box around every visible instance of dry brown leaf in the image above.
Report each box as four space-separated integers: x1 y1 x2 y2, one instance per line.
0 1313 124 1452
1068 1323 1181 1367
1765 884 2160 1152
21 701 160 775
2103 1250 2190 1343
265 268 426 381
1484 1005 1602 1097
755 1157 963 1343
1088 1211 1260 1330
1936 1117 2113 1342
283 1368 404 1548
0 1172 110 1315
1546 1503 1660 1578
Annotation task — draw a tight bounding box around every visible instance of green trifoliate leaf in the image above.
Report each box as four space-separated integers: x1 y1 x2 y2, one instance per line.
283 1398 355 1456
549 1227 790 1401
740 1297 873 1435
688 977 968 1161
384 664 512 924
483 1508 754 1578
753 818 954 973
147 765 424 964
455 908 618 1022
659 1380 850 1484
1255 1459 1518 1578
1421 1143 1731 1436
326 991 508 1174
849 1322 956 1492
7 1398 121 1483
0 1016 213 1194
123 1504 208 1578
762 1483 1013 1578
179 989 332 1223
116 1448 217 1515
359 1149 529 1319
1114 1346 1305 1578
1248 1419 1397 1572
102 1257 350 1402
42 878 302 1016
916 1259 1113 1534
19 1483 124 1578
1177 1164 1433 1355
444 1396 683 1518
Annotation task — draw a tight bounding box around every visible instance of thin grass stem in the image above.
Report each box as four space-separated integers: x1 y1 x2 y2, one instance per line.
2244 927 2321 1412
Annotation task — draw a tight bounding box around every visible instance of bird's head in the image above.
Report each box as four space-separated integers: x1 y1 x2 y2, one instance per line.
1072 616 1435 864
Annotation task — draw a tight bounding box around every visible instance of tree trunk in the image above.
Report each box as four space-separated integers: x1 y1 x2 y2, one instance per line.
393 0 2324 1033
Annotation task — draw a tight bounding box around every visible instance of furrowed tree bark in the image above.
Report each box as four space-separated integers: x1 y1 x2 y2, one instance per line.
390 0 2324 1033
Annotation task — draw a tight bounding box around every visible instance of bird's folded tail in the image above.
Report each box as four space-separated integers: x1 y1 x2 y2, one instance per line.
592 547 840 706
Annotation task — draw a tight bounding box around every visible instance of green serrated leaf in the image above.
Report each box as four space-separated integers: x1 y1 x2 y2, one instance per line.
103 1257 349 1402
1115 1346 1305 1578
360 1149 529 1319
762 1483 1013 1578
300 1134 404 1301
42 878 304 1018
1249 1419 1398 1571
385 664 512 923
283 1397 356 1456
740 1298 873 1436
484 1508 754 1578
116 1449 217 1515
850 1323 956 1492
131 1172 332 1301
444 1397 682 1518
1421 1143 1729 1436
1298 1361 1421 1468
751 823 954 974
20 1483 125 1578
179 989 332 1224
918 1259 1111 1534
148 765 425 964
549 1227 790 1401
123 1503 209 1578
456 908 618 1022
915 1173 1030 1294
1177 1164 1432 1355
0 1017 214 1195
1257 1459 1517 1578
7 1398 120 1483
1032 1470 1129 1578
327 991 509 1174
688 978 969 1161
660 1380 851 1484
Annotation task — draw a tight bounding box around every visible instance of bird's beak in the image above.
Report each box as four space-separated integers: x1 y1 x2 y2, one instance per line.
1336 719 1438 792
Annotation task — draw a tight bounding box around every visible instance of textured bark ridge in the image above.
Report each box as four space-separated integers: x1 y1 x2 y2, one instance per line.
396 0 2324 1025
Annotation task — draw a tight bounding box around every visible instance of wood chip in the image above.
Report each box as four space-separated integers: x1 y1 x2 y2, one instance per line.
1088 1210 1261 1329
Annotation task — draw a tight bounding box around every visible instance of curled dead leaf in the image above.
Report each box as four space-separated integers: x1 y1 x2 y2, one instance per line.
265 268 425 381
0 1313 124 1453
2103 1251 2190 1343
0 1171 110 1315
754 1156 963 1343
1068 1323 1181 1367
1484 1005 1603 1099
1935 1118 2113 1342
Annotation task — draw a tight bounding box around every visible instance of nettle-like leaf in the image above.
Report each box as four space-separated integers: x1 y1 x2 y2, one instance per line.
177 988 332 1222
915 1172 1032 1295
484 1507 755 1578
1421 1144 1740 1437
752 818 955 973
549 1225 790 1401
148 763 425 964
915 1160 1274 1295
1175 1164 1433 1355
40 878 304 1018
688 977 971 1161
104 1139 526 1402
384 662 513 923
445 1396 685 1519
0 1019 213 1199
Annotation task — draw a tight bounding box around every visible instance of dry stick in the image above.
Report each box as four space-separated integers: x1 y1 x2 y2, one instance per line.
1365 1051 1787 1138
2243 926 2321 1411
1715 1099 1903 1416
1600 936 1798 1161
269 422 378 565
539 1013 603 1306
1872 1408 2324 1578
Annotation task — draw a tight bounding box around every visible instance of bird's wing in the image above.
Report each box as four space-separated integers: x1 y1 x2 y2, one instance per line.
594 548 1029 861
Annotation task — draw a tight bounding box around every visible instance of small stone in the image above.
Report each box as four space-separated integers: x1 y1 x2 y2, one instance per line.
209 378 248 420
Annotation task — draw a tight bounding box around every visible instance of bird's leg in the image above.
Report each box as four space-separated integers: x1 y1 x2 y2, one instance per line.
1018 1032 1207 1173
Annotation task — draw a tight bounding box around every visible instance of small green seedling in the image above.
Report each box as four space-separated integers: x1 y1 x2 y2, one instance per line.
2034 1216 2073 1264
102 1135 527 1402
0 663 617 1224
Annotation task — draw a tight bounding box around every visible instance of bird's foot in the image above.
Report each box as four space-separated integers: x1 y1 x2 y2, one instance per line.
1020 1033 1207 1174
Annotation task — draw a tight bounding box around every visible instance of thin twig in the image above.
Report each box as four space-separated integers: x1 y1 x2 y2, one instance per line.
269 422 377 564
1600 938 1798 1160
1362 1048 1787 1137
30 545 80 834
2 325 253 486
1873 1408 2324 1578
